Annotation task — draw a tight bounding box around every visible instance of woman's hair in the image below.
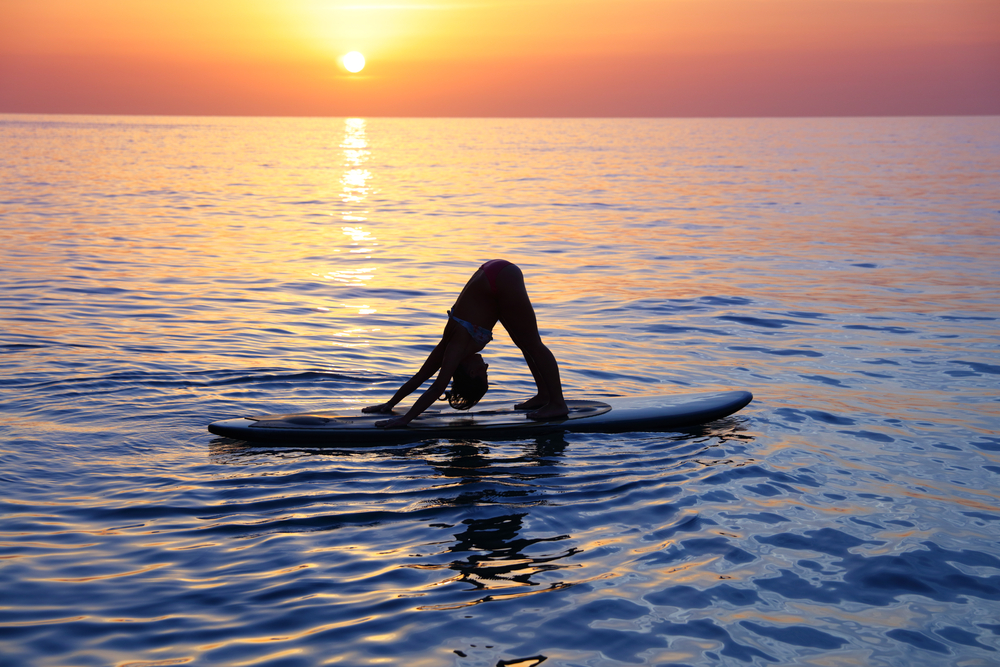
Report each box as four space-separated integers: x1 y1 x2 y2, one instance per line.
444 363 488 410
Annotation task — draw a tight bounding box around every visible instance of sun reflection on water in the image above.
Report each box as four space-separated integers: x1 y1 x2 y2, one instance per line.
321 266 375 286
335 120 376 263
338 118 372 220
310 119 381 344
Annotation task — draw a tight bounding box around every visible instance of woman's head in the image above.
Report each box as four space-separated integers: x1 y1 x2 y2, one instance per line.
447 354 489 410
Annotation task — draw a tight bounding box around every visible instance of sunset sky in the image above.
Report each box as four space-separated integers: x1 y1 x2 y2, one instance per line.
1 0 998 117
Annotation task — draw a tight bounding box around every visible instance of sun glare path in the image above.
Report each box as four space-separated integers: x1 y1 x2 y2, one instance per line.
343 52 365 73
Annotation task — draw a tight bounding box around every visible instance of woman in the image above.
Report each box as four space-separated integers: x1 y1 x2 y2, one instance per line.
363 259 568 428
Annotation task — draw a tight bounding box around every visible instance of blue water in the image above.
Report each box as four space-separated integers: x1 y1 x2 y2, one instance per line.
1 114 999 666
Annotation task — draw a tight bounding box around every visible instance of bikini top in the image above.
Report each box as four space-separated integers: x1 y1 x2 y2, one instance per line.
448 310 492 347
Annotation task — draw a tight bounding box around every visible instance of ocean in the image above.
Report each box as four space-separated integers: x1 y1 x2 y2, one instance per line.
1 114 998 666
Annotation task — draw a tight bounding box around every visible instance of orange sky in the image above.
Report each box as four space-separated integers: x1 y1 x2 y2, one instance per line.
1 0 998 116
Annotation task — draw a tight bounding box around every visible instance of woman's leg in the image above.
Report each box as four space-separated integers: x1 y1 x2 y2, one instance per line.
495 266 568 419
515 352 549 410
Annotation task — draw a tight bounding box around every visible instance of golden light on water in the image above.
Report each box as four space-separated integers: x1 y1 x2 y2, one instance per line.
316 118 379 334
342 51 365 73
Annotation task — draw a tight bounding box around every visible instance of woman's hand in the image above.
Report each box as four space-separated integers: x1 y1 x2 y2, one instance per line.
362 403 394 414
375 415 410 429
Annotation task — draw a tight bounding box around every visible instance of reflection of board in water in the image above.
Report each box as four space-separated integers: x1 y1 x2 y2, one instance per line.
207 390 753 445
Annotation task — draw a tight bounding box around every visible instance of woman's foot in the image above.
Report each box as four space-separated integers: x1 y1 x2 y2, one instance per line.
527 402 569 421
515 395 548 410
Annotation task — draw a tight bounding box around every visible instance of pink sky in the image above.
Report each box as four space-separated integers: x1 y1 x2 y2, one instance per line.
1 0 998 117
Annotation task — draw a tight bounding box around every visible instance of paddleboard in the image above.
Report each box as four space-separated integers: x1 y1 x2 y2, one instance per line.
207 390 753 445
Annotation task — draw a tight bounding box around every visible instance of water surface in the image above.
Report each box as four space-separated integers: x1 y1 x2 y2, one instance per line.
1 115 999 666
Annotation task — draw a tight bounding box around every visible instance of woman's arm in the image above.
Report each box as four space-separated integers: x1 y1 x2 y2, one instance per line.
362 339 447 413
375 336 474 428
374 368 452 428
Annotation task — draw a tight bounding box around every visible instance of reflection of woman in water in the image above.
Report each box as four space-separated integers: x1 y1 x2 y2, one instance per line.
363 259 568 428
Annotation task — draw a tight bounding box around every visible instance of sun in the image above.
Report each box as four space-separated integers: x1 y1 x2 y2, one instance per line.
343 51 366 73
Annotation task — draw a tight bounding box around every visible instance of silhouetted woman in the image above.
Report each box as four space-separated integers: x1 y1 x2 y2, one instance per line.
363 259 568 428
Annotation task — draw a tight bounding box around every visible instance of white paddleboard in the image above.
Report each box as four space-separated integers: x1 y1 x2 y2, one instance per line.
207 391 753 445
